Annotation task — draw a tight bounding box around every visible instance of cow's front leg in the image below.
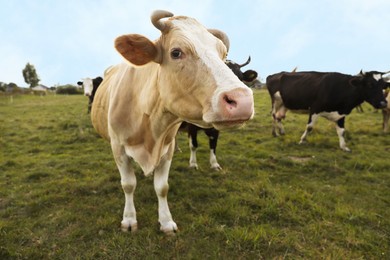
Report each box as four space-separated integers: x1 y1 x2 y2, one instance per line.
335 118 351 152
111 143 138 232
205 128 222 170
272 95 287 136
299 114 318 144
188 130 199 169
383 109 390 133
154 153 177 235
209 149 221 170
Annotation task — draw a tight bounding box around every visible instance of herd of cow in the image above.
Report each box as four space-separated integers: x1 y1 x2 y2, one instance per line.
76 10 389 234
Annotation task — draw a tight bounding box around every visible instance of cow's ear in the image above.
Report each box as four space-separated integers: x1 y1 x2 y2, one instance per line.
115 34 160 65
243 70 258 82
208 29 230 52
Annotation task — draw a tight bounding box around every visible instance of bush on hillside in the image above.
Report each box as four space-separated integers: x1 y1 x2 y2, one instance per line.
56 84 83 95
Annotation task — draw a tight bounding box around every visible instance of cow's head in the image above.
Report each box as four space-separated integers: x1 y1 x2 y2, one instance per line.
226 56 258 83
352 71 388 109
114 10 254 130
78 78 93 96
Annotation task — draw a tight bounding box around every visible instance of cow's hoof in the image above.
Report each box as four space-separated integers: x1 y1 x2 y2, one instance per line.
211 164 222 171
121 221 138 233
160 221 178 236
342 147 351 152
189 163 198 170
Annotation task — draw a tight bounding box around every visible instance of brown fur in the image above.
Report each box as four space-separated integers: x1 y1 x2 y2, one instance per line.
115 34 159 65
90 11 253 233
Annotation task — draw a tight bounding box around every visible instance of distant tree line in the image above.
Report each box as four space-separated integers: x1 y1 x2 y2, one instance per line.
0 62 82 95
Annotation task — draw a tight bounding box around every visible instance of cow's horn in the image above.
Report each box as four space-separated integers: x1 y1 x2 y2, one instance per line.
239 56 251 68
151 10 173 32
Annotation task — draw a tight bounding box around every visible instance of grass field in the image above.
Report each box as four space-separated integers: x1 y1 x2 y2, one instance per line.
1 90 389 259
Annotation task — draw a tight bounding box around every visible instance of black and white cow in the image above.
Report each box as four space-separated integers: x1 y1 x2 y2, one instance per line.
357 70 390 132
77 76 103 113
180 57 258 170
266 70 388 151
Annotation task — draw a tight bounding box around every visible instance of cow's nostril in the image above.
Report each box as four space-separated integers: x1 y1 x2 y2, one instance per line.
224 95 237 107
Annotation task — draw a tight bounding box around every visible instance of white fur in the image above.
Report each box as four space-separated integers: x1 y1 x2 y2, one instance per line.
318 111 345 121
80 78 93 96
171 20 253 124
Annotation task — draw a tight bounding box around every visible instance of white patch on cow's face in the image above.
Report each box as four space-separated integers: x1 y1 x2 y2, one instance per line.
318 111 345 122
373 73 382 81
170 20 236 91
81 78 93 96
164 19 253 127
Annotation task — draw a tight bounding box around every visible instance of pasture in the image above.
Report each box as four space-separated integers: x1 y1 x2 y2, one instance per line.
1 90 389 259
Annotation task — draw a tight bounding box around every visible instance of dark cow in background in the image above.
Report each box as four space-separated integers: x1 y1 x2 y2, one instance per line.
356 71 390 132
266 70 387 152
179 56 258 170
77 76 103 113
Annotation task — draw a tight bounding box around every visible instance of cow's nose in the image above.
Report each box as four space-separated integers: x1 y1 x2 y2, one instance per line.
220 88 254 120
380 100 388 108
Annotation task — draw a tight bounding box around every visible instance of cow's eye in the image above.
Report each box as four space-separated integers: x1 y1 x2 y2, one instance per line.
171 48 182 59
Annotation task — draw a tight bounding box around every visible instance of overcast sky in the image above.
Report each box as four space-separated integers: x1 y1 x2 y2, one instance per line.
1 0 389 87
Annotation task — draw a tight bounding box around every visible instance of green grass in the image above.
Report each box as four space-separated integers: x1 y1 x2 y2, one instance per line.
1 91 389 259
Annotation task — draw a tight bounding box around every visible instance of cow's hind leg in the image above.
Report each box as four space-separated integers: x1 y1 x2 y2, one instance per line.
111 143 138 232
272 114 285 136
272 93 287 136
154 147 177 235
335 117 351 152
205 128 221 170
383 109 390 133
299 114 318 144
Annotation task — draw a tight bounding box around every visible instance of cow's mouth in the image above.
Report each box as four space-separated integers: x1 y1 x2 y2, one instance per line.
211 119 247 130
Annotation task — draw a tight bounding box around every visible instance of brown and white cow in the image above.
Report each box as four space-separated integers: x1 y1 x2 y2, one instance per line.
383 90 390 132
382 75 390 132
91 10 254 234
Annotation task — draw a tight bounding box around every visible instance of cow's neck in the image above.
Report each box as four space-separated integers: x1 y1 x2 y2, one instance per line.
111 63 181 175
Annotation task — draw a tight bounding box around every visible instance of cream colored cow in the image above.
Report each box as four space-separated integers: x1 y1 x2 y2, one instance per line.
91 10 254 234
383 89 390 132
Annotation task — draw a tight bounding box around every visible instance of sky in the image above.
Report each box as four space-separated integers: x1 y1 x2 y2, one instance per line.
1 0 389 87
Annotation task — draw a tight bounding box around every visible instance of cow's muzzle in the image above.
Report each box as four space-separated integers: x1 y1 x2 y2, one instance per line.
220 88 254 120
208 87 254 129
379 100 388 108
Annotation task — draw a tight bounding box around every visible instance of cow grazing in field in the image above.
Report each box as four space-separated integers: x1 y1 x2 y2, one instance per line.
180 56 258 170
77 76 103 113
266 70 388 151
91 10 254 234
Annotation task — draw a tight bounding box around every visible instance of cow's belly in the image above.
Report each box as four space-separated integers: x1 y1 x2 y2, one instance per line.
318 111 345 121
290 109 309 114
